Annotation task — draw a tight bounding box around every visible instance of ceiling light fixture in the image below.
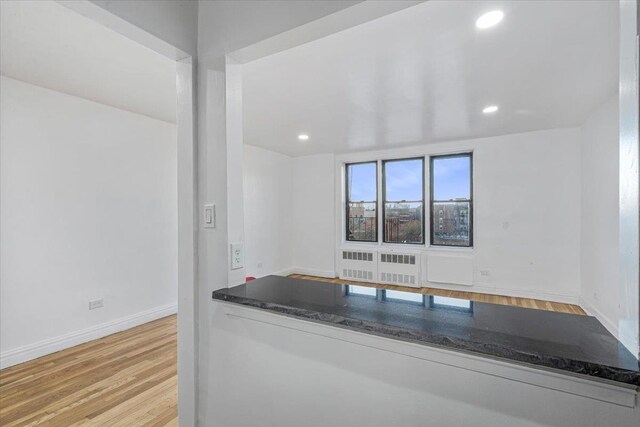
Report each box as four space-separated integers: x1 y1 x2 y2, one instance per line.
482 105 499 114
298 134 309 141
476 10 504 29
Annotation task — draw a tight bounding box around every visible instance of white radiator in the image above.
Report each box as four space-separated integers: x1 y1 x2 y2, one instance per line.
339 249 378 283
378 251 420 288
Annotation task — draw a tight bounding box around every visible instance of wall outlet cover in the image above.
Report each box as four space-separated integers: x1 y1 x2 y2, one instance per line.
231 242 244 270
89 299 104 310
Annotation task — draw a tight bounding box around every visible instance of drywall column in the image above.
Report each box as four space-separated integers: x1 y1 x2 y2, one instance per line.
176 57 197 427
619 0 639 357
226 57 246 286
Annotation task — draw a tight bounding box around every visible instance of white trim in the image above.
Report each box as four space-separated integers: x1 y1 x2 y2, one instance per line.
273 267 337 279
289 267 337 279
0 304 177 369
219 302 638 408
580 297 620 338
423 281 580 305
271 267 296 277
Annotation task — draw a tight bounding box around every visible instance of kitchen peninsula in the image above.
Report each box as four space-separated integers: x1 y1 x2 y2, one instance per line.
209 275 640 426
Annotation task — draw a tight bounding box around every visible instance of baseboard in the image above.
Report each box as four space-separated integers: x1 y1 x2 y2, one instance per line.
271 267 296 277
579 297 619 337
0 303 177 369
422 280 579 305
286 267 336 279
271 267 336 279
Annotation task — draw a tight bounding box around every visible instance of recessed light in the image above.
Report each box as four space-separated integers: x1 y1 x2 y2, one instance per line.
482 105 499 114
476 10 504 29
298 134 309 141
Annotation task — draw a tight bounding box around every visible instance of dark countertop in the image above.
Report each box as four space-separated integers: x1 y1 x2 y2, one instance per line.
212 275 640 386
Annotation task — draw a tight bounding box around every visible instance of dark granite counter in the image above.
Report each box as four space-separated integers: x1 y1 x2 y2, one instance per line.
212 275 640 386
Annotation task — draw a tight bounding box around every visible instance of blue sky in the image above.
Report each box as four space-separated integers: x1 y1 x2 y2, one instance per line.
348 162 376 201
432 156 470 200
348 156 470 201
384 159 423 201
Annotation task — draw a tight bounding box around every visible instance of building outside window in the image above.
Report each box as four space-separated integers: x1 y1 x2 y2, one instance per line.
344 154 472 247
345 162 377 242
382 158 425 244
430 153 473 247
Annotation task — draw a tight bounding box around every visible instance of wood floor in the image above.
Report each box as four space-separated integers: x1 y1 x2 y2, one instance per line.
289 274 586 315
0 315 177 427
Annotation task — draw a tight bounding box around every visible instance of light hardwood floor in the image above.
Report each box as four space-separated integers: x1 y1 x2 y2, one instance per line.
0 315 177 427
288 274 586 315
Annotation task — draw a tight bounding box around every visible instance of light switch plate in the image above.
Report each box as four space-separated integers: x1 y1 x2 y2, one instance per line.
204 204 216 229
231 242 244 270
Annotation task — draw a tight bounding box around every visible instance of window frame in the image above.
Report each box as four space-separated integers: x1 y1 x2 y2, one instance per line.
381 157 426 245
345 161 379 243
383 289 426 306
429 152 474 248
345 284 379 299
429 295 474 314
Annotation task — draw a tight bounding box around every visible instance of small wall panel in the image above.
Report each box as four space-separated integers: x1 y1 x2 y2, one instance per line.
426 255 473 286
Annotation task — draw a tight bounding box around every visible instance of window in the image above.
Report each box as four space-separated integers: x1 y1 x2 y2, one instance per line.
345 285 377 297
346 162 377 242
382 158 424 244
429 296 473 313
383 289 425 305
430 153 472 247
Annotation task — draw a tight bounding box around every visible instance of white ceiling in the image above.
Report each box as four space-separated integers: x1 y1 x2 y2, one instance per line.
1 0 176 124
243 0 619 157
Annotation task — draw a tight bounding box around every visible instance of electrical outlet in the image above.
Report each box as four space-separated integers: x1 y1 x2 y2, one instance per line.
231 243 244 270
89 299 104 310
480 270 491 277
257 262 263 269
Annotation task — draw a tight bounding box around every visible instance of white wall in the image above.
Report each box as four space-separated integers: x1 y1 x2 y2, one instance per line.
468 128 581 301
580 95 620 336
243 150 336 279
242 149 336 279
243 128 582 303
284 128 581 303
0 76 177 367
243 145 293 277
292 154 336 277
617 0 639 358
